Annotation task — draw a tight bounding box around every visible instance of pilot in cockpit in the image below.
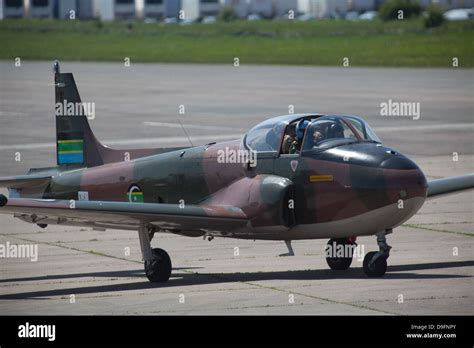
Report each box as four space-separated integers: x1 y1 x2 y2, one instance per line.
282 124 296 154
289 120 309 154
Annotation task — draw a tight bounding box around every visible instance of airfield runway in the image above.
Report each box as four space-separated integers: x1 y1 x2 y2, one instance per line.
0 62 472 315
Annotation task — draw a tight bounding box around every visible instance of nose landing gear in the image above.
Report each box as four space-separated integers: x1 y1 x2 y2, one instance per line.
363 229 392 277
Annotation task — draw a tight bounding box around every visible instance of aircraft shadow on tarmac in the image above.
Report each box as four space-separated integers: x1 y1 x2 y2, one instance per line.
0 267 203 284
0 260 472 300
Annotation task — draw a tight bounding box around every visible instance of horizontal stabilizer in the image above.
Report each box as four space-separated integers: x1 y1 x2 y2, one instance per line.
0 174 51 189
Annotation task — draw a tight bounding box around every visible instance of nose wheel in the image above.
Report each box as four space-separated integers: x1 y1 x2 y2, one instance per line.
363 230 392 277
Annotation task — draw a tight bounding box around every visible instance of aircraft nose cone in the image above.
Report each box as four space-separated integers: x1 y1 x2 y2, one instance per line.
376 148 427 198
377 162 427 229
383 158 428 201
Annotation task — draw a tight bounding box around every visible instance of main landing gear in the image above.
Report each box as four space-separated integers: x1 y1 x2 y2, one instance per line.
138 225 172 282
363 229 392 278
325 230 392 277
325 238 356 270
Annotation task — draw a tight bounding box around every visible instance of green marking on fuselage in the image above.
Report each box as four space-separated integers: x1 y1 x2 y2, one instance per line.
128 192 144 203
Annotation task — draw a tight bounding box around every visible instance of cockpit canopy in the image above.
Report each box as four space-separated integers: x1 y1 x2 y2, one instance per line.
244 114 380 154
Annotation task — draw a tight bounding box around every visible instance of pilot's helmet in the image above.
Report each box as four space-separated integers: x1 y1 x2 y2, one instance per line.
296 120 310 140
329 123 344 138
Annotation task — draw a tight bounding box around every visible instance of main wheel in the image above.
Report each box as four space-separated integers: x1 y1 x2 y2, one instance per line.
325 238 354 270
363 251 387 277
144 248 172 282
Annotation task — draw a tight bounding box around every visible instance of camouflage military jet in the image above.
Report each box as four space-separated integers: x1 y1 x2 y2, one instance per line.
0 62 472 282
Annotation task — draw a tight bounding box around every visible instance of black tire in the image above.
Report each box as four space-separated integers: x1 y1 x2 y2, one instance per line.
144 248 172 282
363 251 387 277
325 238 354 270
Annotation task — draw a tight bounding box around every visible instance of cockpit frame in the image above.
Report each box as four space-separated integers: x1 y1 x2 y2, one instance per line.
243 114 381 156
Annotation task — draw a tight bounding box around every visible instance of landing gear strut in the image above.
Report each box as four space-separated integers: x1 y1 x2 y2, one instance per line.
363 229 392 277
279 240 295 257
138 225 172 282
325 238 356 270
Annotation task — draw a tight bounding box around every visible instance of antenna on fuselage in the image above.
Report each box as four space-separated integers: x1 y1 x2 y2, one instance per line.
177 118 194 147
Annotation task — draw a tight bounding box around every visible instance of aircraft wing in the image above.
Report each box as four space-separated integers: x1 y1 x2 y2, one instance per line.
0 195 248 234
427 174 474 199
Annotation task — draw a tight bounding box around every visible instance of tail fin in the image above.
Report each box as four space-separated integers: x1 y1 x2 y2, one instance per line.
54 60 105 167
53 61 186 168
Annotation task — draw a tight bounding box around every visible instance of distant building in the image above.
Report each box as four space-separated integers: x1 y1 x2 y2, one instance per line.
53 0 76 19
165 0 181 18
1 0 25 19
274 0 298 17
248 0 272 17
297 0 311 14
138 0 166 19
6 0 473 21
221 0 248 18
76 0 94 19
93 0 136 21
418 0 474 9
347 0 376 12
298 0 348 18
26 0 53 18
180 0 221 20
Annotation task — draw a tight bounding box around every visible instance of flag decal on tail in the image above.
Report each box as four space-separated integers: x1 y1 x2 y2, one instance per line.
57 139 84 164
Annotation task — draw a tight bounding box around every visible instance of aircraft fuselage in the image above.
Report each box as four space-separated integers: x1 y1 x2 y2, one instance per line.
34 137 428 239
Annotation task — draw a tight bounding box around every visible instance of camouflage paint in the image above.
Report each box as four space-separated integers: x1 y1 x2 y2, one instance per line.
0 67 436 241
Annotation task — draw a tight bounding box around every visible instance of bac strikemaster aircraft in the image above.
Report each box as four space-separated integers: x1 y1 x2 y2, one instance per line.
0 62 473 282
